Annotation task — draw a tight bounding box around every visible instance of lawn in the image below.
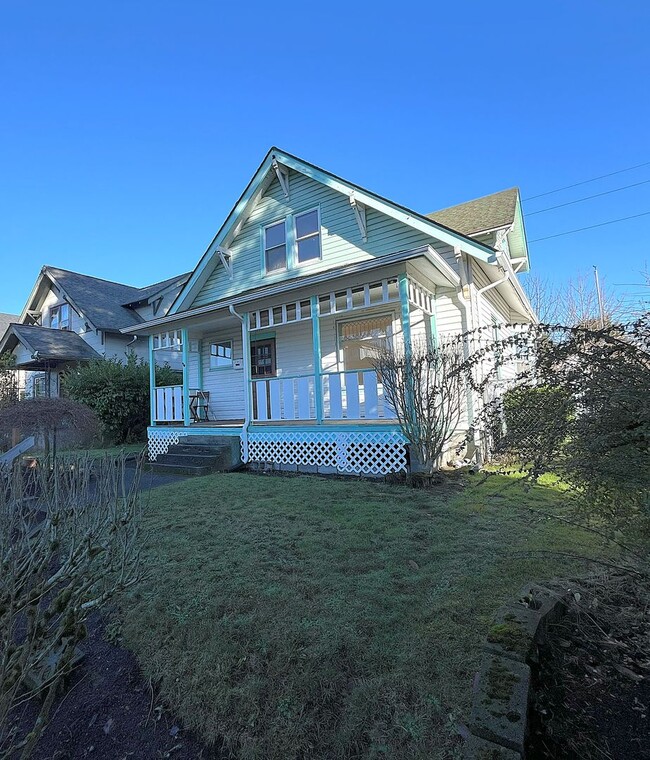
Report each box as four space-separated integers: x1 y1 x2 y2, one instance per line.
121 471 607 760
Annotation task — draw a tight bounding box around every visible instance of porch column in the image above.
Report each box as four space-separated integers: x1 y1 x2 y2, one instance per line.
182 328 190 427
310 295 323 423
398 273 412 359
148 335 156 426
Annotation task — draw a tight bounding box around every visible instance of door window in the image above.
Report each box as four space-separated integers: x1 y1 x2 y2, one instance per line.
250 339 276 376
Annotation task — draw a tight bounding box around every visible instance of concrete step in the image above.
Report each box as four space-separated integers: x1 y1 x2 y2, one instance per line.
155 452 220 467
147 461 216 476
147 436 242 476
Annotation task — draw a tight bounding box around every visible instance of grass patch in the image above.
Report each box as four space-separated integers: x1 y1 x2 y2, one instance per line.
26 442 145 462
121 471 609 759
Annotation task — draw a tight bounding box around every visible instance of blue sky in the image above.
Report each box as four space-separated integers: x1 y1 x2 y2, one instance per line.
1 1 649 315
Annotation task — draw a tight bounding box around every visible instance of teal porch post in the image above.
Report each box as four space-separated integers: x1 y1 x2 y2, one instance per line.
149 335 156 426
182 329 190 427
310 295 323 423
241 312 252 423
398 274 412 358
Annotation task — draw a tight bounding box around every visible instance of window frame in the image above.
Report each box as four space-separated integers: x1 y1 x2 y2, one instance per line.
335 311 395 373
50 303 70 331
209 339 234 370
294 207 322 266
262 218 288 274
250 338 277 378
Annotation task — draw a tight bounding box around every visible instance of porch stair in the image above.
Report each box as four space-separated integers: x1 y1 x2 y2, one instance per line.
147 436 241 476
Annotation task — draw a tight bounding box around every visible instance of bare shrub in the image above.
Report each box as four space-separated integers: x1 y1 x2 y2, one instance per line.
374 339 468 475
0 454 144 758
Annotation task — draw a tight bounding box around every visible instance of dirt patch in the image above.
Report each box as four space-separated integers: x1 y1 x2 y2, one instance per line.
8 616 221 759
527 575 650 759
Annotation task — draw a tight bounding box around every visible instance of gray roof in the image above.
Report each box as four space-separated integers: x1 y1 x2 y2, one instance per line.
44 267 189 332
426 188 519 236
8 324 101 363
122 272 191 306
0 313 19 342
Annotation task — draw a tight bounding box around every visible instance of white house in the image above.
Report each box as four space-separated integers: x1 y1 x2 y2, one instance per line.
122 147 536 475
0 267 189 398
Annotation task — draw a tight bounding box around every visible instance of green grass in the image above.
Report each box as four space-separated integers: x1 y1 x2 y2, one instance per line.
121 471 608 760
26 442 145 462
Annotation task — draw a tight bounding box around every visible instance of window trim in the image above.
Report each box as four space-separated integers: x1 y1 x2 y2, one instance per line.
209 339 234 371
262 218 288 274
335 311 395 373
50 302 70 330
294 207 322 266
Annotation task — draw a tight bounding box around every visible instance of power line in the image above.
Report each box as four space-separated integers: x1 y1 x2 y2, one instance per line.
529 210 650 242
523 160 650 201
526 178 650 216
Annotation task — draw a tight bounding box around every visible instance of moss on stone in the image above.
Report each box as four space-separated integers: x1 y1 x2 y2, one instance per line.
487 619 532 657
485 659 520 702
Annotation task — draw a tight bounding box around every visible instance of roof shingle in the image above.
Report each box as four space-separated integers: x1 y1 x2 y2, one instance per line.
426 188 519 236
8 324 101 363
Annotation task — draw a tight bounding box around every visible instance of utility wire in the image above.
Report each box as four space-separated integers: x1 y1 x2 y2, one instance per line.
526 178 650 216
529 210 650 242
523 160 650 201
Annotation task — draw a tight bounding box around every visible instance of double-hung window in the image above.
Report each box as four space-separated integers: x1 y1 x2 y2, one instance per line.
264 221 287 273
50 303 70 330
210 340 233 369
295 209 321 264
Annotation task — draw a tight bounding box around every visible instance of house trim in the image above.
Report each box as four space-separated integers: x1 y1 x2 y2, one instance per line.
169 148 496 315
122 245 460 335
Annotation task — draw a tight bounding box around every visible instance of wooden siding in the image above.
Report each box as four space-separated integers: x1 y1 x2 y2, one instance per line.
190 170 452 309
196 328 246 420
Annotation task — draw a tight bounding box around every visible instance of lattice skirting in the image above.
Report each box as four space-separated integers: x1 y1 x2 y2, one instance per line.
148 429 189 460
245 430 407 475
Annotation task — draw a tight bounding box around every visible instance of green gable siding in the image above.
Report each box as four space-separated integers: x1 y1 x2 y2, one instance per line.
189 170 449 309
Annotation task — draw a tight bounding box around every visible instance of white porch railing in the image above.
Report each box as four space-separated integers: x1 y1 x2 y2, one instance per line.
251 370 396 422
154 385 184 422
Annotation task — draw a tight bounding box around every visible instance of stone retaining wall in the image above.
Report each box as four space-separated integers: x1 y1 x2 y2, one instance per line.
464 583 570 758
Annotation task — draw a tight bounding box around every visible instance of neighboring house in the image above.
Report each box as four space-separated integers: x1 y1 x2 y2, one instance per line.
0 267 189 398
0 312 25 397
123 147 536 475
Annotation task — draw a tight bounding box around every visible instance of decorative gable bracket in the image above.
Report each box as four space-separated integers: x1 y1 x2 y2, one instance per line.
349 193 367 242
272 159 290 198
217 247 233 279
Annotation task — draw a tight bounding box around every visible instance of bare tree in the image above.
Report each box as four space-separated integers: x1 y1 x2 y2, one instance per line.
374 339 468 476
523 270 625 326
0 453 144 758
0 398 97 461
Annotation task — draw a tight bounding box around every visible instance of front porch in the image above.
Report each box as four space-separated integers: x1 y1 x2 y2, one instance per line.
146 262 445 474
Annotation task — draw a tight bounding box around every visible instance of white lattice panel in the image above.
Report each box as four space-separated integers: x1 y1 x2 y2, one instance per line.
148 429 189 460
245 430 407 475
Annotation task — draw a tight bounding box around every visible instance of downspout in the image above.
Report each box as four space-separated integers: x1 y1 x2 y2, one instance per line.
477 269 510 296
125 335 138 352
229 304 251 463
454 247 479 462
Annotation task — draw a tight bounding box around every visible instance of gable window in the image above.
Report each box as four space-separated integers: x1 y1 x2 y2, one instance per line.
50 303 70 330
210 340 233 369
264 220 287 272
295 209 321 264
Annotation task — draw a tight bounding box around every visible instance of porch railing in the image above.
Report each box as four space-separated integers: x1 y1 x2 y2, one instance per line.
251 370 396 422
154 385 184 422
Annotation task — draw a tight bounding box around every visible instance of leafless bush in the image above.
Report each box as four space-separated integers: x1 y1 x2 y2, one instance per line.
374 339 468 475
0 454 144 759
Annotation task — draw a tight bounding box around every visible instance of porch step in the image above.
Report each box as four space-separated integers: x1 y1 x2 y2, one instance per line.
147 436 241 476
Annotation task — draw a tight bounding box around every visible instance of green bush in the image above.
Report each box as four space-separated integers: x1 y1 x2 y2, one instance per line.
502 385 571 452
63 354 179 444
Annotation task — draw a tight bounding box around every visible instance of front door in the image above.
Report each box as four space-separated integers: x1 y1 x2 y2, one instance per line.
250 339 276 377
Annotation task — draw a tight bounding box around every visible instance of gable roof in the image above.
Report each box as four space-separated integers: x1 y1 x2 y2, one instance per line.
170 147 499 315
21 267 190 332
427 188 519 236
0 313 19 342
0 324 101 367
